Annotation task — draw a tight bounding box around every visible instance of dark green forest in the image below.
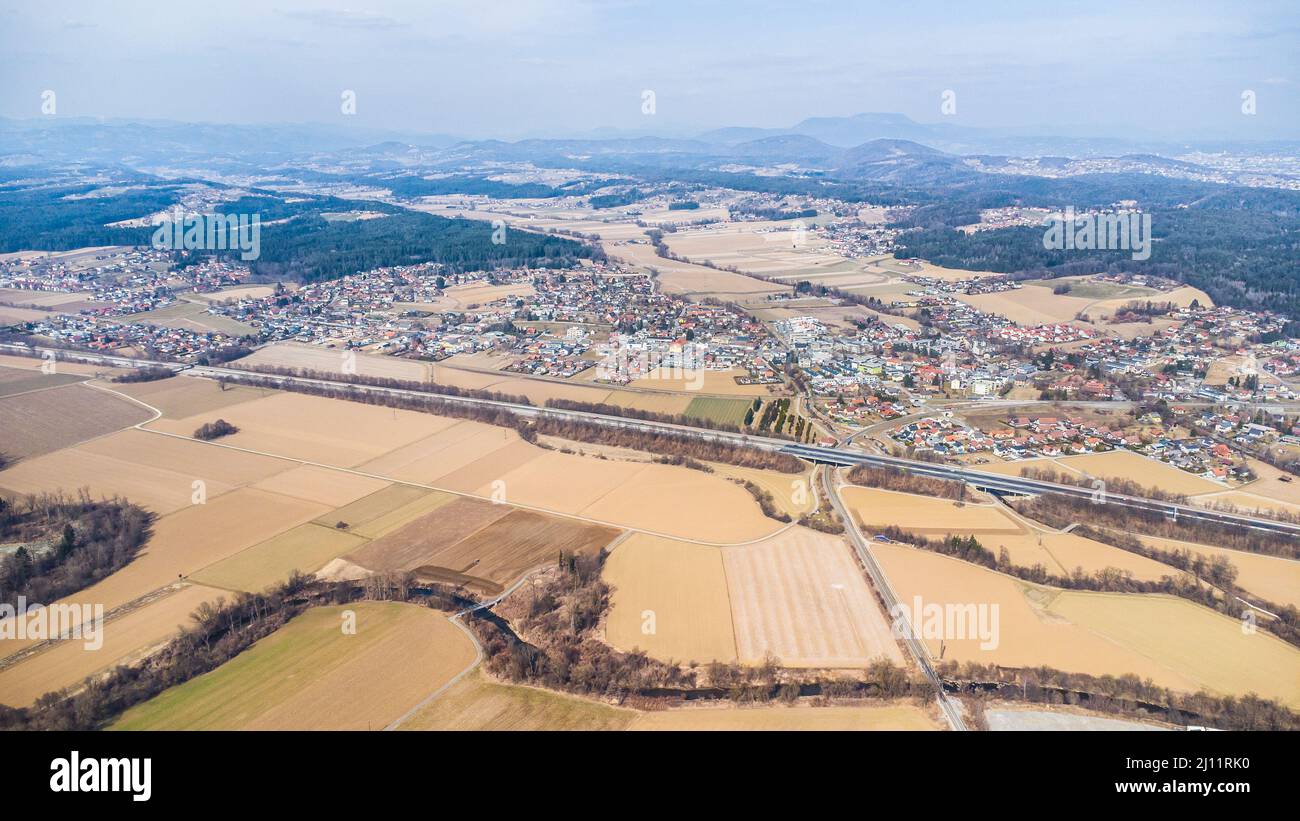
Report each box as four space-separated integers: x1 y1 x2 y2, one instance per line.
894 207 1300 320
243 211 600 282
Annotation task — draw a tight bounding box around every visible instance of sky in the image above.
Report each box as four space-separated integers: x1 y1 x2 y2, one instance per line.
1 0 1297 141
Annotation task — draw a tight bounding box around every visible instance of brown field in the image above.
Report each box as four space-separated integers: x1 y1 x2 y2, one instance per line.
106 375 272 419
345 496 511 573
190 522 369 593
0 382 150 460
0 364 84 398
399 668 637 730
1139 535 1300 609
0 584 225 707
722 527 903 668
414 509 619 594
110 603 477 730
240 341 432 381
0 305 55 323
841 486 1023 536
603 533 738 664
148 391 459 467
337 487 457 539
0 429 289 515
0 287 100 308
631 702 940 730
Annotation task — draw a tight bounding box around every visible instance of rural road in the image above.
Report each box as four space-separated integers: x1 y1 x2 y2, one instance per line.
818 465 969 731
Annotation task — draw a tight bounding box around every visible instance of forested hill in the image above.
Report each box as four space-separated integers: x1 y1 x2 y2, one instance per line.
244 211 600 282
894 205 1300 322
0 182 601 281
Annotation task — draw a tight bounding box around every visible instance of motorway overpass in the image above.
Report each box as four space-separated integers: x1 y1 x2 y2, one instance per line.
782 443 1300 538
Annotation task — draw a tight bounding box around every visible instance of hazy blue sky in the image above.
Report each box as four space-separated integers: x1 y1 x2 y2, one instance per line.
1 0 1297 140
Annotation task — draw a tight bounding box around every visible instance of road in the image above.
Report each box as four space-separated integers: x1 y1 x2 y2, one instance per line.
6 342 1297 537
818 465 968 731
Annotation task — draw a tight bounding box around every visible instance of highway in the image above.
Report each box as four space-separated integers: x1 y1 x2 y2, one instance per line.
782 443 1300 538
6 341 1298 538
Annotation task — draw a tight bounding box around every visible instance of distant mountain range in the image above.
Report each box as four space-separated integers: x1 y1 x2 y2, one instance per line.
3 114 1298 190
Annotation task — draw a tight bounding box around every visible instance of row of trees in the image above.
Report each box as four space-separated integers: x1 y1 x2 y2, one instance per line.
941 660 1300 731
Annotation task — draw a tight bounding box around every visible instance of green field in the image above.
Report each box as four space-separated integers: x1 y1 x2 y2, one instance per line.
189 522 367 593
1026 277 1159 301
684 396 754 426
111 602 474 730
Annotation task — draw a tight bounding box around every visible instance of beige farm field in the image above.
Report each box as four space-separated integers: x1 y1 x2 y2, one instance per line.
841 486 1023 536
240 341 432 381
603 533 738 664
709 462 816 519
317 484 455 538
632 702 940 731
981 531 1178 583
1052 450 1225 495
1049 591 1300 708
21 487 330 625
1193 490 1300 518
148 391 460 468
979 450 1225 496
0 584 225 707
1138 535 1300 610
400 669 637 730
482 450 780 542
0 354 119 377
722 527 903 668
0 428 289 515
610 240 784 299
111 603 477 730
873 543 1300 706
629 367 776 396
1238 458 1300 507
955 287 1096 326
